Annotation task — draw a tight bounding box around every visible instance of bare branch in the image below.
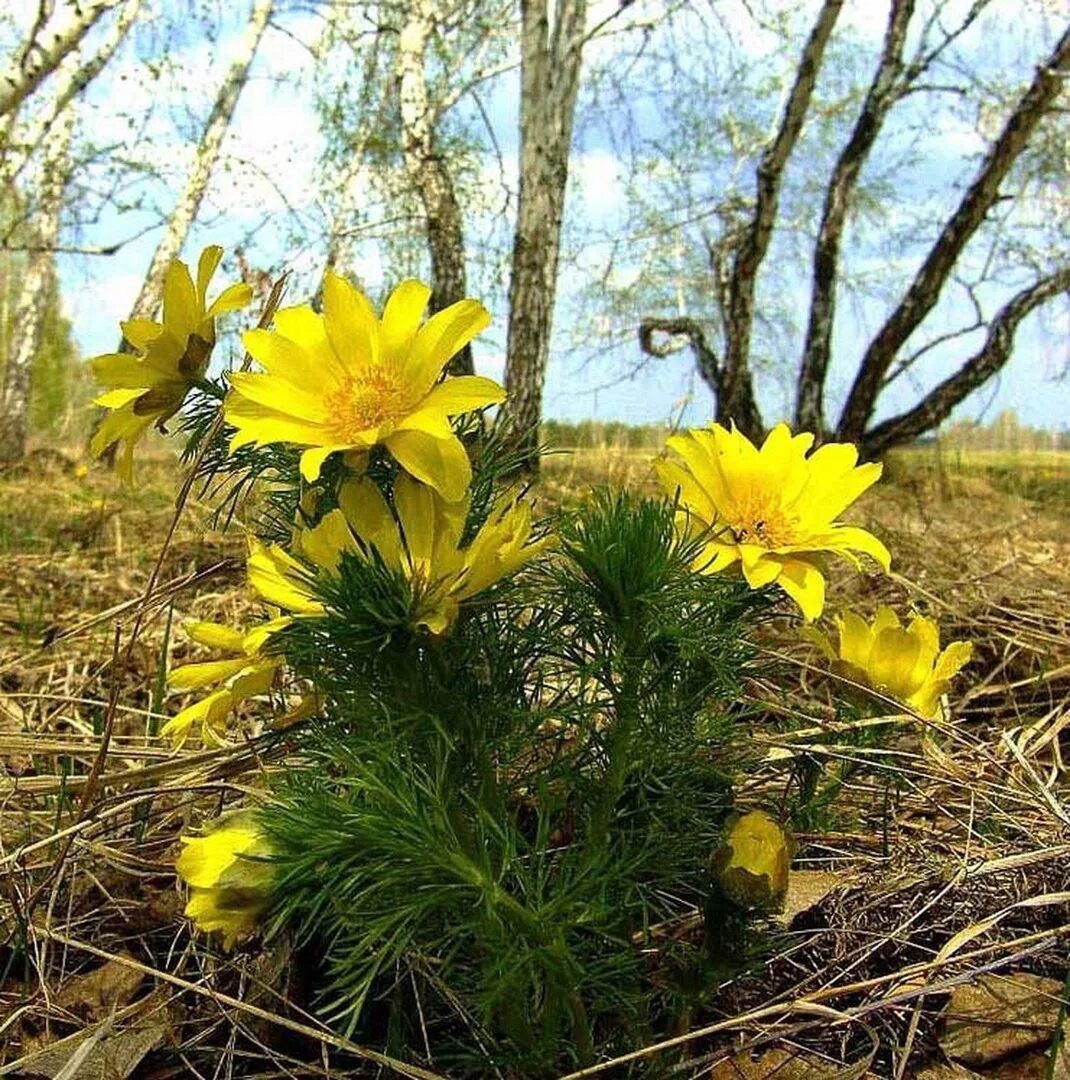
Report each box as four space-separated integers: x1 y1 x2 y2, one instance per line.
861 267 1070 458
837 20 1070 443
638 315 720 394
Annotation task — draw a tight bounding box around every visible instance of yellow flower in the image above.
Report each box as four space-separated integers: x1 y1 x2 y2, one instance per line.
711 811 792 911
656 422 890 621
252 475 549 635
224 274 502 500
162 620 285 747
341 474 552 633
89 246 253 482
806 607 973 718
176 810 274 949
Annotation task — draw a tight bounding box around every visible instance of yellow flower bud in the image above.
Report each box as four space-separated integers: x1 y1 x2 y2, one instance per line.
711 811 792 911
176 810 274 949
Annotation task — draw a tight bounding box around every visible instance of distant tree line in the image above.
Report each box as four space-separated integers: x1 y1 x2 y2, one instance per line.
937 409 1069 452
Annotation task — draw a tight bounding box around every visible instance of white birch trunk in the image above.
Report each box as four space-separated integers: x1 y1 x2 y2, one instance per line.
396 0 473 374
0 105 75 464
0 0 143 192
0 0 120 120
123 0 273 326
498 0 587 461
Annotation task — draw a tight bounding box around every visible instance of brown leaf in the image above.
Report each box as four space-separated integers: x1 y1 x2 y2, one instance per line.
708 1047 877 1079
940 972 1069 1068
12 1017 168 1079
53 954 145 1021
775 869 849 927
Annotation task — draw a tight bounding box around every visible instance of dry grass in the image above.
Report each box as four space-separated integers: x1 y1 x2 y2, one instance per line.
0 445 1067 1077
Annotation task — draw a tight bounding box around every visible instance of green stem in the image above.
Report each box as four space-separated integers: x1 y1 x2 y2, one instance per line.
587 656 639 854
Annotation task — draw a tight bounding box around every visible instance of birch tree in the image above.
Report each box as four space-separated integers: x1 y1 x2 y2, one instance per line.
497 0 588 461
120 0 273 330
0 103 75 463
395 0 475 374
0 0 120 120
0 0 143 195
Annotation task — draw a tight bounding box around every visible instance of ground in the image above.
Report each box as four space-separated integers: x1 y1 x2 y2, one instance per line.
0 443 1067 1077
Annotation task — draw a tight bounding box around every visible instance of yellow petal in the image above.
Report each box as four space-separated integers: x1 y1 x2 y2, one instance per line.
196 245 224 306
394 473 439 571
300 445 345 482
169 658 250 691
654 457 715 524
380 279 431 366
229 660 279 700
91 352 169 388
739 545 782 589
206 281 254 319
394 408 454 439
385 429 471 502
163 257 198 337
272 304 348 383
339 477 402 567
934 640 972 681
225 393 328 450
242 328 332 392
94 387 146 409
869 628 925 698
228 370 326 424
120 319 164 351
176 818 264 888
404 299 490 395
185 621 246 652
247 542 324 615
712 811 791 910
323 271 379 372
776 557 826 622
299 508 359 574
161 688 233 748
837 610 875 669
416 374 505 416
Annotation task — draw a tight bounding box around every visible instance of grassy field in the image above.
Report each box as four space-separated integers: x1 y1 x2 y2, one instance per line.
1 443 1067 1076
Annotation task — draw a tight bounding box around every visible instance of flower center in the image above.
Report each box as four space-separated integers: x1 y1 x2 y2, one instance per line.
725 496 796 548
324 372 406 442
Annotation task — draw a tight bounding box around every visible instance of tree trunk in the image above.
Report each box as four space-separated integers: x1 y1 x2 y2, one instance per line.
837 21 1070 444
794 0 913 436
396 0 473 375
0 0 142 193
718 0 843 439
0 0 119 120
122 0 273 328
0 106 74 465
497 0 587 465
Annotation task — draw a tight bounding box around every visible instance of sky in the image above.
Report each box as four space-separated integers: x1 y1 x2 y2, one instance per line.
8 0 1067 435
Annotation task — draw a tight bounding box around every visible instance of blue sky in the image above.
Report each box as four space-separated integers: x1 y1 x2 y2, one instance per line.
22 0 1067 434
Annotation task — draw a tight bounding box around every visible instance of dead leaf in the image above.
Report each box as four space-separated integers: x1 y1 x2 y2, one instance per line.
775 869 848 926
708 1047 876 1079
940 972 1069 1068
53 954 145 1021
914 1066 984 1079
12 1018 168 1079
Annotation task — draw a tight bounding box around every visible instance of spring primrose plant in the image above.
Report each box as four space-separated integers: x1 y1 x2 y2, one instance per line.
85 246 971 1075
